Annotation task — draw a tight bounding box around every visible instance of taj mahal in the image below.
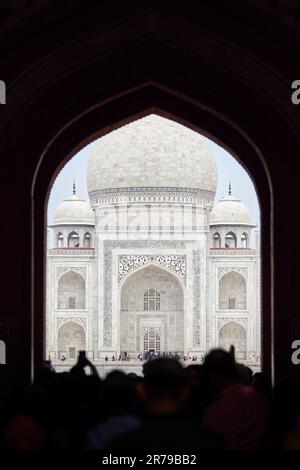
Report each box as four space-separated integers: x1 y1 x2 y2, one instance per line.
46 114 261 374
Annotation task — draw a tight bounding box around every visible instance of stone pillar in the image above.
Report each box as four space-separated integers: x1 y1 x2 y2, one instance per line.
236 228 242 248
220 226 226 248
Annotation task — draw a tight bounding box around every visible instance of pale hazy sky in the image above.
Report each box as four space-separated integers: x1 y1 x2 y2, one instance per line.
47 129 260 241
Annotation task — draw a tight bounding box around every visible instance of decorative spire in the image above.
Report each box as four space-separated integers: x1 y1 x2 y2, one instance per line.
228 180 232 196
73 180 76 195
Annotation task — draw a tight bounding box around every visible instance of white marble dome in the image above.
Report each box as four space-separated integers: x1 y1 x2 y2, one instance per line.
52 194 95 226
87 114 217 194
210 194 253 226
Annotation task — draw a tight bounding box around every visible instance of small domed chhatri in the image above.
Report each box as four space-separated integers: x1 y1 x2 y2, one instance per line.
87 114 217 196
51 183 95 227
210 183 255 227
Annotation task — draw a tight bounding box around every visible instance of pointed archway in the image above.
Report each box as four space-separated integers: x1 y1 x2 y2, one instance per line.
119 264 184 355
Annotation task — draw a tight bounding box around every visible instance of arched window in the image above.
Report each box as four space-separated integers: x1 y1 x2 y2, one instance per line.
219 271 247 310
225 231 237 248
83 232 91 248
143 329 161 353
213 232 221 248
68 231 79 248
241 232 249 248
57 271 85 309
57 232 64 248
144 288 160 311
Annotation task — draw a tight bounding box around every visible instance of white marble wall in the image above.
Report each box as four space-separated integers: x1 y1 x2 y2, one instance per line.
207 252 260 360
46 250 95 360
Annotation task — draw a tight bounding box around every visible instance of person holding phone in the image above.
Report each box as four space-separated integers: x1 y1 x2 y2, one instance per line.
70 350 99 377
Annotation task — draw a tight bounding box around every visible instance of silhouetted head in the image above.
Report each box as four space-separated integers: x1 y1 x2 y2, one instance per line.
185 364 204 386
237 364 253 385
252 372 272 401
33 366 56 391
104 370 135 415
140 358 188 413
202 349 239 392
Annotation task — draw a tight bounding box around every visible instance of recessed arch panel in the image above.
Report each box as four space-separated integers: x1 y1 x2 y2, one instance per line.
57 321 86 359
57 271 86 310
219 321 247 359
219 271 247 310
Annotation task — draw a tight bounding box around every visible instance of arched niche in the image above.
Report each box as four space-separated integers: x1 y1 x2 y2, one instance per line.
57 232 64 248
219 321 247 359
120 264 184 354
225 231 237 248
68 231 79 248
241 232 249 248
83 232 91 248
121 264 183 312
57 271 85 310
57 321 85 359
219 271 247 310
213 232 221 248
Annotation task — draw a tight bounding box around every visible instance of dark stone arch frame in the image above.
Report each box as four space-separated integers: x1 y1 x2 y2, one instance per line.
30 85 272 382
3 6 299 384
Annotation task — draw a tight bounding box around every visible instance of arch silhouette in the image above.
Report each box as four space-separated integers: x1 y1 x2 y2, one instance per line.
21 18 278 380
3 2 299 387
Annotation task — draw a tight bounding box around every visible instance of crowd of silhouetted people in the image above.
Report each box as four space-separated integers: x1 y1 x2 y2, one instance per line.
102 351 201 363
1 348 300 451
112 351 201 362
